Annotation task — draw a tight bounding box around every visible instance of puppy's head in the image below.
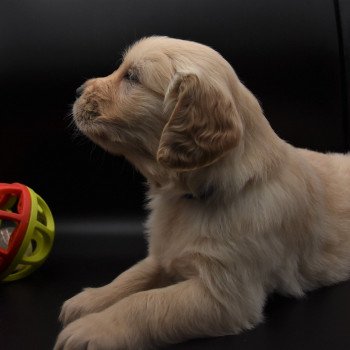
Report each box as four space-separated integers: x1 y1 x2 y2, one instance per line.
73 37 244 172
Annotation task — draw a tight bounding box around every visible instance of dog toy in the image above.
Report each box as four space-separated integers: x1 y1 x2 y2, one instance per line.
0 183 55 282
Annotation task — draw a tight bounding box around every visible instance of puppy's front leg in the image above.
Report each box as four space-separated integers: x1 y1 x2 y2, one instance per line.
55 278 257 350
59 256 163 326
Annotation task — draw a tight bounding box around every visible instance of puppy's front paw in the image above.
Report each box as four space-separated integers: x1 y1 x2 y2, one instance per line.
59 288 105 326
54 313 126 350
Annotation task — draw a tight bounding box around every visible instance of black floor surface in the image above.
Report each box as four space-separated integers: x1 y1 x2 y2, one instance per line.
1 225 350 350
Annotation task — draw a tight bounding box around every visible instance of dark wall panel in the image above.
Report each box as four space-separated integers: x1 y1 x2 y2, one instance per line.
0 0 344 219
338 0 350 149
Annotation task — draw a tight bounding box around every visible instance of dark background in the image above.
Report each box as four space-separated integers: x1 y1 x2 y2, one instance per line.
1 1 350 349
1 0 349 221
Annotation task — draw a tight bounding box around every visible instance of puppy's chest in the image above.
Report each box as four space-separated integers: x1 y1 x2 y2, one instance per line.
146 197 205 268
148 212 196 256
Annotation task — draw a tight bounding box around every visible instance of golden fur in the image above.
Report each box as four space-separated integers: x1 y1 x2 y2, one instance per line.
55 37 350 349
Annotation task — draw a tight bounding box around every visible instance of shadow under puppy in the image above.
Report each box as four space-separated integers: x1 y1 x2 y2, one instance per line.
55 36 350 350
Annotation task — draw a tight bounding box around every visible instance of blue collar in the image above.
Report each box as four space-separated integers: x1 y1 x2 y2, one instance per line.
182 186 215 201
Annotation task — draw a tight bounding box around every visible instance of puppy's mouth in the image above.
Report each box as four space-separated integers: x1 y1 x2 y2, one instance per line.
72 101 126 156
72 104 105 140
73 97 100 128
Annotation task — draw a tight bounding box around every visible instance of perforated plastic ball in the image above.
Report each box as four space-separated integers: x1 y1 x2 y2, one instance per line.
0 183 55 282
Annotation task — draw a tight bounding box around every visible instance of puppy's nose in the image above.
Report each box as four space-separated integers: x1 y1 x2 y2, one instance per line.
75 84 85 98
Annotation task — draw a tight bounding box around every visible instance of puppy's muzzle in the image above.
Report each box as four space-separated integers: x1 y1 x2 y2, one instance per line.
75 84 85 98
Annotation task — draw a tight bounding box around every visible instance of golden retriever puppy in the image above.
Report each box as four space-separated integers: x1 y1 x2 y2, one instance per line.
55 36 350 350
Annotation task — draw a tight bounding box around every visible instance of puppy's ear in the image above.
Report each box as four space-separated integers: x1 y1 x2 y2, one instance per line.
157 72 243 170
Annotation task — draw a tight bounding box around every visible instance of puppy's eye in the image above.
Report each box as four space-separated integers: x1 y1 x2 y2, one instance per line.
124 69 139 84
